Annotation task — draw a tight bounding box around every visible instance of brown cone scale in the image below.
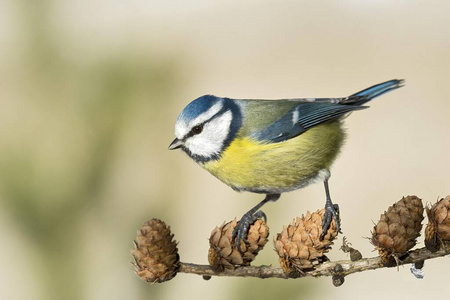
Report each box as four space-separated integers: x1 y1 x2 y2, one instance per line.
131 219 180 283
208 219 269 272
371 196 424 265
274 209 339 276
425 195 450 252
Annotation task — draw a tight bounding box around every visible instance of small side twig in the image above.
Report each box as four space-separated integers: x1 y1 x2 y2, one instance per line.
178 242 450 279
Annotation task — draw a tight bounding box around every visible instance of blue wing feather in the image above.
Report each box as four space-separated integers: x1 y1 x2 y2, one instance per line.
252 102 366 143
249 79 403 143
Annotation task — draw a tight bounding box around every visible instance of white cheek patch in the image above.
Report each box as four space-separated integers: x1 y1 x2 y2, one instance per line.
184 110 232 158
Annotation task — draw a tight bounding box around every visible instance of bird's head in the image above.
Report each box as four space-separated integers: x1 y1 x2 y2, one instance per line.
169 95 242 163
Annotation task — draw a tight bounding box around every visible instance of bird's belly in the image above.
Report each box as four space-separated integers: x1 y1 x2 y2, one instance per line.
202 121 345 193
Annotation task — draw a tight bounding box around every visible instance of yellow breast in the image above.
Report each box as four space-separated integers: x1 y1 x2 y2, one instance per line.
202 121 344 193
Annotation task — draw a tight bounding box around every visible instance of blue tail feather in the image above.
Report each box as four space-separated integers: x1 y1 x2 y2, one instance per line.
344 79 404 106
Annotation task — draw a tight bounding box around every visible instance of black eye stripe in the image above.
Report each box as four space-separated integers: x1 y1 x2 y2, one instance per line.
184 123 204 139
184 108 229 139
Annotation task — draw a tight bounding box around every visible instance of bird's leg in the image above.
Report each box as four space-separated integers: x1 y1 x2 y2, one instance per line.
232 193 280 252
321 178 342 240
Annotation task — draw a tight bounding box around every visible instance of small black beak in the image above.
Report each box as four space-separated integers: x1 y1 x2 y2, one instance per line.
168 138 182 150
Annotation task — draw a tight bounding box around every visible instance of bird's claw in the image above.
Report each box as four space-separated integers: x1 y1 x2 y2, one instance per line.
321 203 342 240
232 210 266 252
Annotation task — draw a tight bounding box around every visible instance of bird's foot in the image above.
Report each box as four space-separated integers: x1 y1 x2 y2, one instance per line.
232 210 266 252
321 202 342 240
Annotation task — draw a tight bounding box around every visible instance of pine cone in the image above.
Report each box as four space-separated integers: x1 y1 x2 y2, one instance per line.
425 195 450 252
208 219 269 272
131 219 180 283
371 195 424 265
274 209 339 276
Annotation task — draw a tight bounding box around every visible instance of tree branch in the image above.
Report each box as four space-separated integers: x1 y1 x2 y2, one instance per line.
132 197 450 284
179 242 450 279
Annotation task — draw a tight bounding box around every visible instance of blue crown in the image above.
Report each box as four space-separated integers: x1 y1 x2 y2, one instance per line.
178 95 222 122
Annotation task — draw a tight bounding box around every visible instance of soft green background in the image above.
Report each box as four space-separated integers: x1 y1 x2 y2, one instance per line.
1 1 449 299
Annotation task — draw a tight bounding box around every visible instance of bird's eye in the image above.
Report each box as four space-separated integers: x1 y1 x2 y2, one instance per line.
192 125 203 135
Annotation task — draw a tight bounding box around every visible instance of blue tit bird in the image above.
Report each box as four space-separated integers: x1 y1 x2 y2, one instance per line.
169 79 404 250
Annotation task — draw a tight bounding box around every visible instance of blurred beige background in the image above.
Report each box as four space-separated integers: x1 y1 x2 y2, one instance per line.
1 0 449 299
